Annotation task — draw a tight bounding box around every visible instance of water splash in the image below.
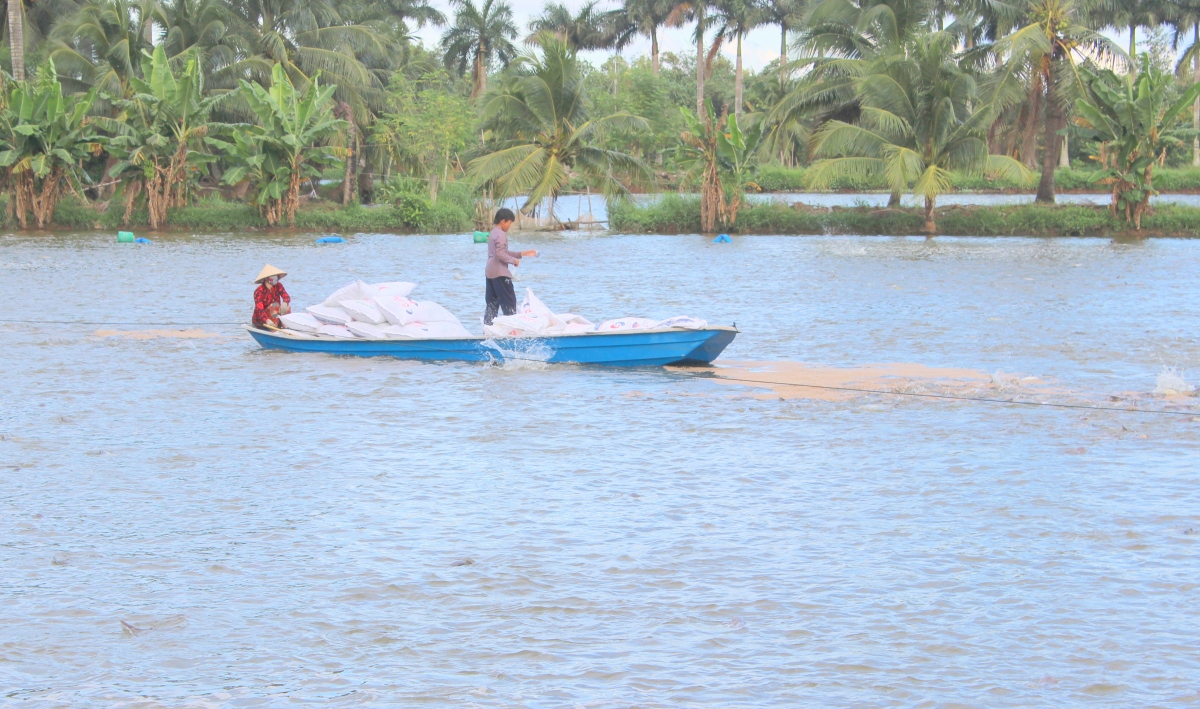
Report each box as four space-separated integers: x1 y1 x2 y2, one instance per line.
1154 366 1195 396
480 337 554 370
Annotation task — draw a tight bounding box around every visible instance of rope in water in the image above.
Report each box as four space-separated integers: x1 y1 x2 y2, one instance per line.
0 319 244 325
1 318 1194 417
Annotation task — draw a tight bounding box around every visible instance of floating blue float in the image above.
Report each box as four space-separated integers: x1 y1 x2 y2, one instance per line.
315 235 345 244
713 234 732 243
134 237 151 244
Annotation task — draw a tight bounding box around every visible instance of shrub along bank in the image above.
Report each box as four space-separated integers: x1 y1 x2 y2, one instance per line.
25 182 476 233
609 194 1200 237
753 166 1200 193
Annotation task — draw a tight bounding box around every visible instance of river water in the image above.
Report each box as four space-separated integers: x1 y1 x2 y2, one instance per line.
2 231 1198 707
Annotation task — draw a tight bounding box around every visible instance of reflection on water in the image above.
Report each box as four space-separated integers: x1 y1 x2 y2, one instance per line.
1 232 1198 707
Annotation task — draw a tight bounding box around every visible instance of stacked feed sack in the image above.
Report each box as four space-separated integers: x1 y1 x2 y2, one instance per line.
278 280 473 339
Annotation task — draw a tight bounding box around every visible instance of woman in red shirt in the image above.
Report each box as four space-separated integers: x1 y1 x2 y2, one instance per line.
252 264 291 327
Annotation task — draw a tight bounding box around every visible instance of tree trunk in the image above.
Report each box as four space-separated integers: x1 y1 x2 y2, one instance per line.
887 192 900 207
734 32 743 117
7 0 23 81
1193 25 1199 166
651 27 659 75
923 195 936 235
696 7 705 115
1035 68 1062 204
779 23 787 86
1128 23 1137 68
473 45 486 99
338 103 356 205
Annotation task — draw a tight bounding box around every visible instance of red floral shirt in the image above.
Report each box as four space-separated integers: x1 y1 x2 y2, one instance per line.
252 282 291 326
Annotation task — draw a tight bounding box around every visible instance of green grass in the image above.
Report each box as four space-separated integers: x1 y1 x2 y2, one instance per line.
40 188 474 233
752 165 1200 193
610 194 1200 237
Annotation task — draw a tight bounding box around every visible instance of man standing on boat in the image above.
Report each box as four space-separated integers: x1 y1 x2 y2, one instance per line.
484 208 537 325
252 264 291 328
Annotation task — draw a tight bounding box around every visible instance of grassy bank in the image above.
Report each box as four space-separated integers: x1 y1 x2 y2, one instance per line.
753 166 1200 193
32 184 476 233
610 194 1200 237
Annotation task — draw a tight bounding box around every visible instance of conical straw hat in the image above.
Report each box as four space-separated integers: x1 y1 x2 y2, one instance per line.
254 264 287 283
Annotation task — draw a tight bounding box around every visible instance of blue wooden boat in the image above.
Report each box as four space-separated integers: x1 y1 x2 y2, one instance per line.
244 324 737 367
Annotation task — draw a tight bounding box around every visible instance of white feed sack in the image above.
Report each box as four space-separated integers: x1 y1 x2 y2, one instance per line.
361 281 416 299
306 305 354 326
317 324 356 338
279 313 323 333
346 321 389 339
321 280 370 307
340 299 387 324
374 296 418 325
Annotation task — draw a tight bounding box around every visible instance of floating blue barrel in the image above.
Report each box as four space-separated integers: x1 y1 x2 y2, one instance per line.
315 235 345 244
713 234 732 243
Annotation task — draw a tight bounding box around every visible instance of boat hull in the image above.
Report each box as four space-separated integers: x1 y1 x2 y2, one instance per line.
246 325 736 367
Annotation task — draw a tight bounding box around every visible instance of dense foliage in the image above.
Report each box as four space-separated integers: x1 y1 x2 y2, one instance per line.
1 0 1199 231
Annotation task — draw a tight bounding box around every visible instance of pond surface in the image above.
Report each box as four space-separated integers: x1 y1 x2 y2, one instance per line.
2 232 1199 707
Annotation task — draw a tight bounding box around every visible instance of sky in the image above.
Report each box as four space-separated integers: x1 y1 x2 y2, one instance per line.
410 0 1145 73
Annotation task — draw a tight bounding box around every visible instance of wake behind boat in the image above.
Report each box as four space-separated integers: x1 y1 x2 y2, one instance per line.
244 324 738 367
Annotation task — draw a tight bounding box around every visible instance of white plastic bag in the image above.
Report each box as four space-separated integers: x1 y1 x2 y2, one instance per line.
279 312 323 333
520 289 554 318
400 321 473 338
321 280 369 307
346 321 388 339
383 322 472 339
362 281 416 299
595 317 659 332
340 299 386 324
484 313 553 338
306 304 354 325
653 316 708 330
317 324 357 338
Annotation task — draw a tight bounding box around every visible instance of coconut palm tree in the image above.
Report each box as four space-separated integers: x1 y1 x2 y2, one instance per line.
526 0 618 50
467 36 649 222
7 0 24 80
46 0 162 97
987 0 1118 203
1093 0 1170 62
760 0 804 85
806 33 1029 233
709 0 763 116
1172 7 1200 164
218 0 408 122
611 0 679 74
440 0 518 98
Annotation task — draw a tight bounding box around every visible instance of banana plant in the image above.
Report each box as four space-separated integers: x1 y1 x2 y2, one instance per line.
0 61 102 228
1075 58 1200 230
208 63 347 226
678 100 764 231
94 46 226 228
